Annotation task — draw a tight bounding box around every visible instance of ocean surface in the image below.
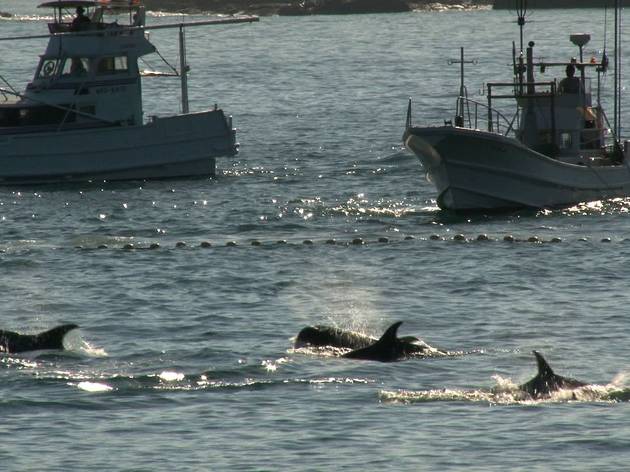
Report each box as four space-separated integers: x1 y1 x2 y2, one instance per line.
2 2 630 470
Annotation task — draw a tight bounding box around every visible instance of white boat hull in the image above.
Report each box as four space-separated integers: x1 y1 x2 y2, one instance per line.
0 109 236 183
404 126 630 211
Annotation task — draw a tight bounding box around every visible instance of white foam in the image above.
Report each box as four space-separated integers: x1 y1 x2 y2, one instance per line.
159 371 185 382
76 381 113 393
62 330 108 357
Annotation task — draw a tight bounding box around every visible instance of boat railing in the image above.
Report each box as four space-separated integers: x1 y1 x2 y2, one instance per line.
0 75 17 102
455 95 518 136
488 81 558 142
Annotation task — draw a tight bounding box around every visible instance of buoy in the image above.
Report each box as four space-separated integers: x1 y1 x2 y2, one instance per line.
123 243 134 250
149 243 160 249
352 238 364 245
453 234 466 241
503 235 515 242
378 237 389 243
303 239 313 245
404 235 415 240
276 240 287 245
476 234 489 241
550 237 562 243
325 239 336 245
97 244 108 249
226 241 238 247
200 241 212 248
527 236 540 243
429 234 441 240
601 237 612 243
251 240 262 246
175 241 186 248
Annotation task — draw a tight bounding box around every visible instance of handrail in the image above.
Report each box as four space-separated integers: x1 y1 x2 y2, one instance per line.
455 96 517 136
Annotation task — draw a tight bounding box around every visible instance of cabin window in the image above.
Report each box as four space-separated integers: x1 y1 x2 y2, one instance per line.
61 57 89 77
560 132 572 149
96 56 128 75
0 105 76 127
21 105 76 126
37 59 61 78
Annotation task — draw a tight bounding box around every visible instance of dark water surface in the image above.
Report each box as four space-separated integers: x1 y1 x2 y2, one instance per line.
2 3 630 470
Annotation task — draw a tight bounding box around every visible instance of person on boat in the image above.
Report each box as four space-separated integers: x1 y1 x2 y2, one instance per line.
70 58 87 76
71 6 91 31
558 63 581 94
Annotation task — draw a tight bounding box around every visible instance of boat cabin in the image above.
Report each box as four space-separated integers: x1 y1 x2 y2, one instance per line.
462 34 618 164
512 37 606 163
0 0 152 133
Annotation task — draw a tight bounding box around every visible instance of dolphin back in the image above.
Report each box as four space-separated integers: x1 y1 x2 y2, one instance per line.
343 321 404 362
295 325 375 350
37 324 79 350
0 324 78 353
0 330 28 353
519 351 587 398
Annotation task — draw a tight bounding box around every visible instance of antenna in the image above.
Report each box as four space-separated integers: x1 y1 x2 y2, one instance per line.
515 0 528 54
448 47 477 127
614 0 621 144
514 0 528 94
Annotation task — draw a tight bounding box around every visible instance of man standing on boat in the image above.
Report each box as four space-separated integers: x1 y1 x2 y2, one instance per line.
559 63 581 94
71 6 90 31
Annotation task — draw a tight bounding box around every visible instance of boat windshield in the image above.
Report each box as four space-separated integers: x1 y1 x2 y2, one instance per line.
96 56 128 75
37 58 62 79
35 55 129 80
60 57 89 77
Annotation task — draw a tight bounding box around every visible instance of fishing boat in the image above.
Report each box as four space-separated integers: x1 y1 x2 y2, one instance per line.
0 0 257 183
403 1 630 211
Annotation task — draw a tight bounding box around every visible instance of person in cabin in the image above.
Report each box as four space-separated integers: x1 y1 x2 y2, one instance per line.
70 58 86 76
71 6 91 31
559 63 581 94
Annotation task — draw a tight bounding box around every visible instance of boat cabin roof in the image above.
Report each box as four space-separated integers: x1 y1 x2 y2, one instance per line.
38 1 101 9
38 0 145 33
38 0 142 13
37 0 143 17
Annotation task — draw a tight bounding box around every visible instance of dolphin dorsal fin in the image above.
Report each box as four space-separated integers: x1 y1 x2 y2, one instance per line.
533 350 555 377
43 324 79 337
376 321 403 345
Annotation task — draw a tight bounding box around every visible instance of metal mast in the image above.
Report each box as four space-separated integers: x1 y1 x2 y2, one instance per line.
515 0 528 94
614 0 621 142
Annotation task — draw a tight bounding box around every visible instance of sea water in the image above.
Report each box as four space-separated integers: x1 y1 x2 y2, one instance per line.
1 2 630 470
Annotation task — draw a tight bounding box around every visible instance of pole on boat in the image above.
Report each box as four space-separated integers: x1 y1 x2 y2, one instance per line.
613 0 621 144
614 0 621 144
179 24 190 114
448 47 476 127
515 0 527 54
515 0 527 95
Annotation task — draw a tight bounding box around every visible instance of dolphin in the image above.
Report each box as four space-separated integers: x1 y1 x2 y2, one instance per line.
295 321 445 362
519 350 587 398
344 321 448 362
295 325 376 350
0 324 79 353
